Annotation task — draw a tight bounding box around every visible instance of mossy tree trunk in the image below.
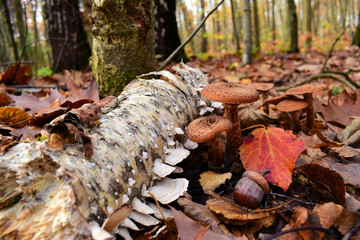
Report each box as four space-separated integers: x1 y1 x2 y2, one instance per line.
91 0 155 97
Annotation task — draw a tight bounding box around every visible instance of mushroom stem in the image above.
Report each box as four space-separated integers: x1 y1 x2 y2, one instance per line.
261 92 270 115
223 104 242 168
289 111 302 132
304 93 315 130
207 138 225 169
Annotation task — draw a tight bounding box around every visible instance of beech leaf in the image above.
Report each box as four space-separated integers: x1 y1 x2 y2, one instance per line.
239 127 305 191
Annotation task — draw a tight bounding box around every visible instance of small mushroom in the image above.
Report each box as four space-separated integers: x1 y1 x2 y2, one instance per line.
285 83 327 130
253 83 274 114
201 82 260 168
186 115 232 169
276 99 309 132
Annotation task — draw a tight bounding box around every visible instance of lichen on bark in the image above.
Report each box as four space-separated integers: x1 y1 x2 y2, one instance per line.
91 0 156 96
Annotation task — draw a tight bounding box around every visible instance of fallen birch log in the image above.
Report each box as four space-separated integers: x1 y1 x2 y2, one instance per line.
0 64 210 239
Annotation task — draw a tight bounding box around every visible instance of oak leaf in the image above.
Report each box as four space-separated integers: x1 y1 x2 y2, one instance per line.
0 107 31 128
239 127 305 191
1 63 32 85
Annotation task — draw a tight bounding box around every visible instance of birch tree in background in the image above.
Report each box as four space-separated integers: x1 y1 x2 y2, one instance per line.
253 0 260 51
242 0 252 64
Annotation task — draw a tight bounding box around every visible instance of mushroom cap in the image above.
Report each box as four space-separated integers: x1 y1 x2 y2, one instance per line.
285 83 327 96
276 99 309 112
243 171 269 194
186 115 232 143
253 83 274 92
202 82 260 104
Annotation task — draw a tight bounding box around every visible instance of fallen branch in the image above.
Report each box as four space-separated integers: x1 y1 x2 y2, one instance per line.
0 64 209 239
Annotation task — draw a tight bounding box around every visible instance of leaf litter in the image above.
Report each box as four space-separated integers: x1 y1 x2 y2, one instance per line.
1 48 360 239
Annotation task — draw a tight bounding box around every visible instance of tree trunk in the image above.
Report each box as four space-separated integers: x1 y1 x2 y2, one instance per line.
0 0 19 61
44 0 91 72
304 0 312 50
222 1 228 51
313 0 320 36
200 0 208 52
179 0 195 54
285 0 299 53
230 0 240 51
154 0 187 62
253 0 260 50
92 0 155 97
31 0 39 76
13 0 28 61
0 64 209 239
271 0 276 41
330 0 338 32
242 0 252 64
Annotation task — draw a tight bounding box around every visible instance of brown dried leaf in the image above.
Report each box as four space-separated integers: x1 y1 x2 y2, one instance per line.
177 197 223 232
327 163 360 188
206 193 276 227
330 145 360 158
0 85 11 107
9 89 63 114
0 106 31 128
1 64 32 85
102 204 132 234
299 164 346 206
64 70 99 103
199 171 232 192
312 202 343 228
238 104 274 127
170 206 235 240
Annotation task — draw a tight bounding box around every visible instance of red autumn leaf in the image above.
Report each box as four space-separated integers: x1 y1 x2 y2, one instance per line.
239 127 305 191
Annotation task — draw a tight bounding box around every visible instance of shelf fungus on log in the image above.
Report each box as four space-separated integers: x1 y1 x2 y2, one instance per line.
0 64 208 239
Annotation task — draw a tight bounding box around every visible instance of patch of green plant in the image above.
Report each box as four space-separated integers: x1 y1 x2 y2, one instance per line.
37 67 53 77
36 136 48 141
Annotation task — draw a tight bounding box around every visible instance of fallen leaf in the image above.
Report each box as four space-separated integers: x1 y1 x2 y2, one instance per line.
330 145 360 158
8 89 63 114
1 64 32 85
315 92 360 126
239 127 306 191
177 197 223 232
64 70 99 103
312 202 343 228
0 85 11 107
334 208 360 238
102 204 132 234
46 133 64 151
238 104 275 128
170 206 234 240
0 106 31 128
206 193 276 227
345 193 360 213
199 171 232 192
299 164 346 205
326 163 360 188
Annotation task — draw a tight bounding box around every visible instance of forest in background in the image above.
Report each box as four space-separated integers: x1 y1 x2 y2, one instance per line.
0 0 359 77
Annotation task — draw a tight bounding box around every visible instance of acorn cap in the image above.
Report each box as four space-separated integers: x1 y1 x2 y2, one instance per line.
285 83 327 96
253 83 274 92
186 115 232 143
276 99 309 112
202 82 260 104
243 171 269 194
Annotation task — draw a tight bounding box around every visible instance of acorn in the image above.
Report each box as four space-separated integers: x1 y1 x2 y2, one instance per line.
233 170 270 208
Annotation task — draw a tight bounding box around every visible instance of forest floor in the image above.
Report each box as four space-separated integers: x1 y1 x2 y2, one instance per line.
1 45 360 239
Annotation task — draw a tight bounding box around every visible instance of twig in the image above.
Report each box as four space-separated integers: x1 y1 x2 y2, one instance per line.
275 73 358 92
270 192 316 205
322 26 348 72
264 226 334 240
157 0 225 71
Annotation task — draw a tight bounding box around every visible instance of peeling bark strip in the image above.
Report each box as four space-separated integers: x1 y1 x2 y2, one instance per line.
0 65 208 239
